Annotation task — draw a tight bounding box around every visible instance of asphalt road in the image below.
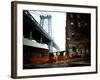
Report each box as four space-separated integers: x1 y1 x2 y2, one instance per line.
23 58 90 69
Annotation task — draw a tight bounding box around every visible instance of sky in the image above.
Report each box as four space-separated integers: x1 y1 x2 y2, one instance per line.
50 12 66 52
